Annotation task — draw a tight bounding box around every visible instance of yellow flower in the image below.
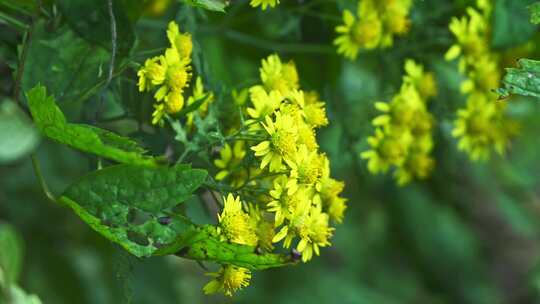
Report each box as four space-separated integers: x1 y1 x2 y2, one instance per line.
268 175 311 226
247 86 282 120
154 48 192 103
445 7 489 70
250 0 279 10
137 57 165 92
285 145 324 195
452 92 517 161
151 103 166 126
248 204 275 251
361 128 411 174
403 59 437 99
217 194 258 246
303 91 329 128
394 149 434 185
167 21 193 60
186 76 214 128
137 21 194 124
251 111 298 172
334 8 382 60
382 0 412 37
214 141 248 187
203 265 251 297
273 206 333 263
260 54 299 95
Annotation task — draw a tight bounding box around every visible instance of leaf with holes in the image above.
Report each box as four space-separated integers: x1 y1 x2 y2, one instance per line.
498 59 540 99
26 85 160 166
59 164 207 257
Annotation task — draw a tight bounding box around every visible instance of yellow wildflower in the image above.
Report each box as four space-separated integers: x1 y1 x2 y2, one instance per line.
247 85 282 120
137 21 194 124
250 0 279 10
452 93 517 161
203 265 251 297
285 145 324 195
214 141 247 187
186 77 214 128
217 194 258 246
260 54 299 95
303 91 329 128
251 111 298 172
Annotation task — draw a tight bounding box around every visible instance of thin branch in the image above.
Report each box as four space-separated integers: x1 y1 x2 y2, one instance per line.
13 21 34 105
31 154 58 204
95 0 117 121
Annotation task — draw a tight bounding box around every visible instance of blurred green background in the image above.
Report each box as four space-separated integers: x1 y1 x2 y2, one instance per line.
2 0 540 303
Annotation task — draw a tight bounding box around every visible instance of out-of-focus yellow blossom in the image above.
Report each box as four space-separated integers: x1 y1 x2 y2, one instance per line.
445 7 489 71
403 60 438 99
334 0 413 60
446 1 518 161
143 0 172 16
137 21 197 125
248 204 275 251
214 141 248 187
452 93 518 161
250 0 279 10
217 194 258 246
251 111 298 172
260 54 299 95
362 60 436 185
203 265 251 297
303 91 329 128
186 77 214 128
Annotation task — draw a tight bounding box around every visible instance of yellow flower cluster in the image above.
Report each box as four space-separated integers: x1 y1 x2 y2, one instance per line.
250 0 279 10
445 1 518 161
137 22 193 125
361 60 437 185
207 54 346 296
334 0 413 60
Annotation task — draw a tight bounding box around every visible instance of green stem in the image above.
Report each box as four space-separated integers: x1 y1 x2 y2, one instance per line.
0 11 28 31
31 154 59 204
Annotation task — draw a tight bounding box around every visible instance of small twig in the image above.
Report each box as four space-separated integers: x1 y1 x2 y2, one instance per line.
31 154 58 204
95 0 117 121
13 21 34 105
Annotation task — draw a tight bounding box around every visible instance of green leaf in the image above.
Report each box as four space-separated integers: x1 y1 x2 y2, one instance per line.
0 222 24 286
530 2 540 24
492 0 538 49
179 226 294 270
21 20 112 104
59 164 207 257
26 85 159 166
56 0 136 56
498 58 540 99
0 100 39 164
3 285 42 304
181 0 228 12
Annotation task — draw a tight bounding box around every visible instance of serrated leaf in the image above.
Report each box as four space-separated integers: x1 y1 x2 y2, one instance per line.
498 58 540 99
56 0 136 56
26 85 159 166
181 0 228 12
21 20 111 104
0 100 39 164
0 222 24 286
59 164 207 257
492 0 537 49
530 2 540 24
